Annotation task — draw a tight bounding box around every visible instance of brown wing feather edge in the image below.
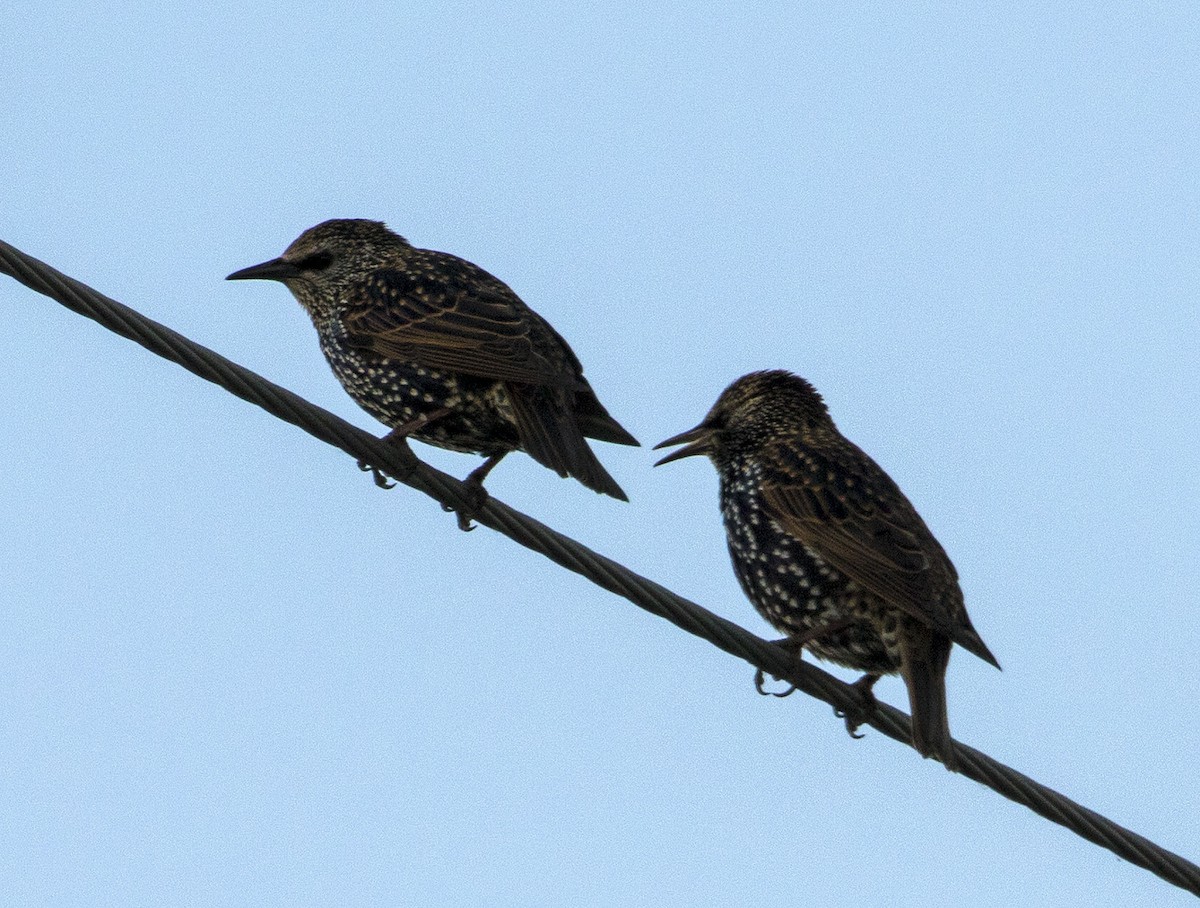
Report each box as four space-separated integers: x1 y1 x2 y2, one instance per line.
506 389 628 501
762 486 999 669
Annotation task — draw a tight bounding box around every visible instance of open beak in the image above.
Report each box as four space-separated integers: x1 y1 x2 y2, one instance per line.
653 423 715 466
226 257 302 282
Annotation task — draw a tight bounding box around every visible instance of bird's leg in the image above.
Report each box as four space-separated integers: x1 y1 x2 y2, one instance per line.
836 673 881 740
754 637 806 698
754 617 857 697
445 453 506 531
357 407 453 488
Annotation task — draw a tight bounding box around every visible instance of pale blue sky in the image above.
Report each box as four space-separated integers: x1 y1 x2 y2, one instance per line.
2 3 1198 905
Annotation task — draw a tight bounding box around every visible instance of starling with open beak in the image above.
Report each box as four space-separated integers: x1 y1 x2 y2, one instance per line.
655 370 998 769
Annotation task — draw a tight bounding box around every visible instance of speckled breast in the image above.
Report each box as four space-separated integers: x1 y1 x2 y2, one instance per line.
316 327 520 456
719 460 897 674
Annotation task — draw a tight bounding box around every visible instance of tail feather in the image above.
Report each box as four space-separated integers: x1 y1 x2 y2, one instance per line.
953 611 1001 671
900 626 957 771
508 388 628 500
575 387 640 447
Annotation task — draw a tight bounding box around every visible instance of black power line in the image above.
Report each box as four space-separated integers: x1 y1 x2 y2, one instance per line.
2 237 1197 900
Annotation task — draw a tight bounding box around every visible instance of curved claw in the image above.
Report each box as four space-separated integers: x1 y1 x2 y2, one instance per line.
434 500 475 530
357 460 397 489
448 475 491 533
754 668 797 697
441 489 488 531
834 707 867 739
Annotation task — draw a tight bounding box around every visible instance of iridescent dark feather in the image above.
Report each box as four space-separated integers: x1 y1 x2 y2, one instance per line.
227 219 637 503
759 436 998 667
656 370 998 769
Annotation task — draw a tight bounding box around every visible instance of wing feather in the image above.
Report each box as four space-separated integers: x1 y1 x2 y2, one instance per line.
341 263 583 390
759 436 963 639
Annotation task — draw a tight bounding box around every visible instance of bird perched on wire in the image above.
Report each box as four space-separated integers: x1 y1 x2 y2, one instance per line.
655 370 998 770
227 219 638 526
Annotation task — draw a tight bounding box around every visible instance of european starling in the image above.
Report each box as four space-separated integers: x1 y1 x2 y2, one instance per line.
227 219 638 520
655 370 999 770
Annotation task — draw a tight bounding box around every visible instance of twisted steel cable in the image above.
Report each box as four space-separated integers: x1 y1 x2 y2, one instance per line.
2 237 1197 899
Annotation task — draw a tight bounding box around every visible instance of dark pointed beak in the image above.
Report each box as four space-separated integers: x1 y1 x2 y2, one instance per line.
226 257 302 282
653 423 715 466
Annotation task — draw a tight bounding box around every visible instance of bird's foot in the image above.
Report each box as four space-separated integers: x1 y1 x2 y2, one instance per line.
834 673 881 740
357 409 453 492
754 637 807 697
443 481 489 532
358 461 397 489
754 668 797 697
443 453 504 532
754 618 862 699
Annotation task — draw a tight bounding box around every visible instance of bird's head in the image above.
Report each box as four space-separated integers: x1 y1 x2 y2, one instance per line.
226 219 410 318
654 370 831 467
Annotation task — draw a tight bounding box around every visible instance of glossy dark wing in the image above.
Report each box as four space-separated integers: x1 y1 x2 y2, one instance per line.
505 388 629 500
758 433 965 640
341 257 583 390
541 319 639 446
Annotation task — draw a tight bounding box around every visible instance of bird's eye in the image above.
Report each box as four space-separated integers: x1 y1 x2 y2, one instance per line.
296 251 333 272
